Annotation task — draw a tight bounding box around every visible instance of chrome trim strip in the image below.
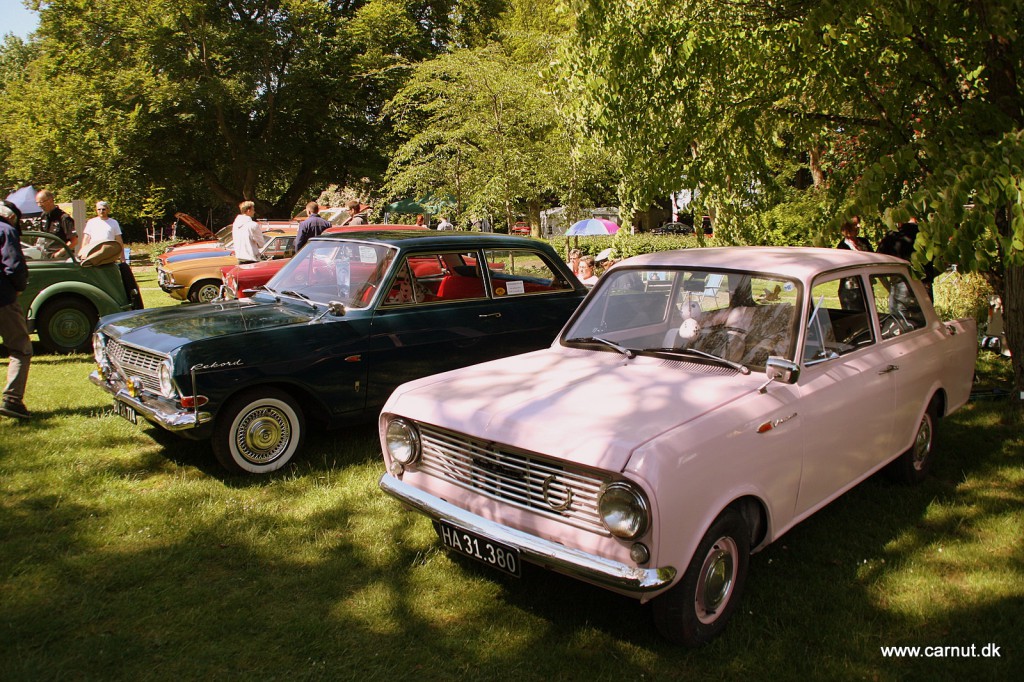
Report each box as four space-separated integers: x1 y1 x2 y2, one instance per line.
379 473 676 593
90 371 199 430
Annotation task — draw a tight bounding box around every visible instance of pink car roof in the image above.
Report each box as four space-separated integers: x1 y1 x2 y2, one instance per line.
619 246 909 283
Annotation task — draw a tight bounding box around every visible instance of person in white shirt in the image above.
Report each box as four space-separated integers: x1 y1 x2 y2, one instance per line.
436 216 453 230
80 201 123 257
232 200 265 263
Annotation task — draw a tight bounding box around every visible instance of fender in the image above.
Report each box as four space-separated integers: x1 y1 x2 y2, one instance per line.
26 279 126 322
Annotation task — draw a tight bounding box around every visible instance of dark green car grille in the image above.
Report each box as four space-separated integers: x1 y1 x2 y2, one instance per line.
105 338 165 393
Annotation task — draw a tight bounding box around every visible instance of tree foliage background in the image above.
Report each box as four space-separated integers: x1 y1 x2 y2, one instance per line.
382 0 618 231
0 0 493 220
2 0 1022 397
566 0 1024 399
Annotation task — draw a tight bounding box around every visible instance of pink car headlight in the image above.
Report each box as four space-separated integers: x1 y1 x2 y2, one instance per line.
385 417 421 466
598 482 650 539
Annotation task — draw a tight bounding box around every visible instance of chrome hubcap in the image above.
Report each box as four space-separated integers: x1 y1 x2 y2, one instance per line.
695 537 737 624
236 407 290 464
912 415 932 471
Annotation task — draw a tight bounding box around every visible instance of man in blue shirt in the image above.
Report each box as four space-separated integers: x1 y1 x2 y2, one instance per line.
295 201 331 252
0 200 32 419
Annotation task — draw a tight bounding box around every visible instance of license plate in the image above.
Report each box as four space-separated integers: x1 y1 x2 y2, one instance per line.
437 521 521 577
114 400 137 424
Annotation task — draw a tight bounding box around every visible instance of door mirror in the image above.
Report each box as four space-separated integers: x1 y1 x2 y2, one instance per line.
765 356 800 384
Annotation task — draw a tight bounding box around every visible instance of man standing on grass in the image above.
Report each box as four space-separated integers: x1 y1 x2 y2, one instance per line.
80 201 123 260
35 189 77 250
0 200 32 420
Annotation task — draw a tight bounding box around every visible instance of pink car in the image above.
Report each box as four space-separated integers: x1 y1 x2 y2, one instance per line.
378 246 977 646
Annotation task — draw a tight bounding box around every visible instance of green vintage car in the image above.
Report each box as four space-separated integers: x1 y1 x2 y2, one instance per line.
90 231 587 475
19 231 143 353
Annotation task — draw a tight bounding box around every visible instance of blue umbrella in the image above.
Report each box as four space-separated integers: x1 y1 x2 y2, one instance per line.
5 185 42 216
566 218 620 236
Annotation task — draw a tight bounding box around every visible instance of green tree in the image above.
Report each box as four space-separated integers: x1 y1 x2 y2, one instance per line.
567 0 1024 402
383 0 617 233
0 0 462 219
383 43 561 230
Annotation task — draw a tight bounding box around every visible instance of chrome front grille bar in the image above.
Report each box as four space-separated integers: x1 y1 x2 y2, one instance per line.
415 424 609 534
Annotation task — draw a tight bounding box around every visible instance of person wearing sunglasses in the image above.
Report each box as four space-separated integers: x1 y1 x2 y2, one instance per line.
80 201 124 260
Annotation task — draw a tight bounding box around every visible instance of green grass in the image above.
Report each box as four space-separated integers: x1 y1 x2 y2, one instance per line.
2 275 1021 680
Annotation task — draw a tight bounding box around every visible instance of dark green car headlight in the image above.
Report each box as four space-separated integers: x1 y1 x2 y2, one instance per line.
92 333 107 366
158 359 177 398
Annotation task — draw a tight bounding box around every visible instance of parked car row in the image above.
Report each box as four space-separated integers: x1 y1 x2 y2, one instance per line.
92 231 587 473
157 227 298 302
89 238 977 646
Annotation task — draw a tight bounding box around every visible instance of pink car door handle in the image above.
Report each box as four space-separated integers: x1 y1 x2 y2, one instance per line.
878 364 900 374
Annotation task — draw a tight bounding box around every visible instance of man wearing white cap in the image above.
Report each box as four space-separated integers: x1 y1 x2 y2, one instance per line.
81 201 124 260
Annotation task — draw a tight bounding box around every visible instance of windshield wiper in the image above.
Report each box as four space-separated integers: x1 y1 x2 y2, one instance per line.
280 289 317 311
643 346 750 375
567 336 636 359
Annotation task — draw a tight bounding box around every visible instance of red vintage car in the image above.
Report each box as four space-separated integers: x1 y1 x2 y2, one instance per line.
220 225 428 298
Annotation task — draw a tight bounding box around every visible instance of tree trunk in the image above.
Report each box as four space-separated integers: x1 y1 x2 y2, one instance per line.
527 198 541 237
809 146 826 187
1003 262 1024 405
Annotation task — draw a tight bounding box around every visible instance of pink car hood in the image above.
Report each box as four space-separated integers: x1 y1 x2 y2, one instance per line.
384 347 759 473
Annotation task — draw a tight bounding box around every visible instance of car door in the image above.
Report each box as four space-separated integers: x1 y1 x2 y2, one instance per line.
793 271 896 517
479 247 585 357
364 249 513 408
868 271 936 443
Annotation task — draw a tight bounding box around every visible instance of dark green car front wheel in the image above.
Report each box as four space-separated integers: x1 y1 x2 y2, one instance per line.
36 296 98 354
212 387 306 475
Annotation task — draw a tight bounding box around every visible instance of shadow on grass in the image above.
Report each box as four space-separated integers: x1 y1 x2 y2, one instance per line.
1 396 1020 680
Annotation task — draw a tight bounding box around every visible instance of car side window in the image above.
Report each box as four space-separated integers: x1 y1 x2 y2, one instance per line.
870 274 927 339
381 251 495 306
380 254 445 306
482 249 574 296
431 252 487 301
803 276 873 364
261 236 295 259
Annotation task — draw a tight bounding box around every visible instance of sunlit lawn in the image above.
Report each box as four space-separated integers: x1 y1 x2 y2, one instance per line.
1 258 1020 680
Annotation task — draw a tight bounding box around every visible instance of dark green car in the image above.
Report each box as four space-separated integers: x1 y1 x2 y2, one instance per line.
90 232 587 474
19 230 142 353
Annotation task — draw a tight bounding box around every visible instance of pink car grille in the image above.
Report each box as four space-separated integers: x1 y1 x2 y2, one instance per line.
414 424 609 534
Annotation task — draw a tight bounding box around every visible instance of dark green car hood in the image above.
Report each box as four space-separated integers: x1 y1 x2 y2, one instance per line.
98 299 315 354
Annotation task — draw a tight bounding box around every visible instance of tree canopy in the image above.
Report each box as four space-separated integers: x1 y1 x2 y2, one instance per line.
567 0 1024 398
0 0 478 218
382 0 618 231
